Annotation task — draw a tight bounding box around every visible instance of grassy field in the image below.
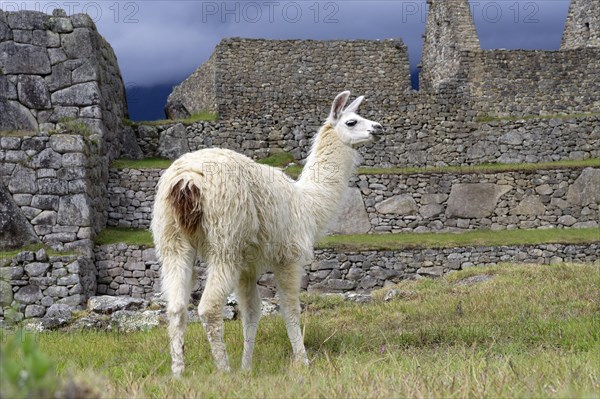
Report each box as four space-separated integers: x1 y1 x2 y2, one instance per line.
2 263 599 398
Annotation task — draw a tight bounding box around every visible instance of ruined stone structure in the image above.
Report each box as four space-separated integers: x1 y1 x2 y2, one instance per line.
1 9 127 316
1 1 599 324
561 0 600 49
166 38 410 120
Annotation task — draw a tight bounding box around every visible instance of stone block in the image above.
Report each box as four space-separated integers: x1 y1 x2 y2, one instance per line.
376 194 418 215
51 82 101 106
511 195 546 216
328 188 371 234
157 123 190 159
567 168 600 206
0 41 51 74
25 304 46 318
14 285 43 304
24 262 50 277
17 75 51 109
0 184 39 250
0 100 38 131
0 281 13 306
57 194 91 227
446 183 512 219
50 134 86 153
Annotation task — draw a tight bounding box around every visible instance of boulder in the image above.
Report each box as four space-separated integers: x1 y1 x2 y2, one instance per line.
119 126 144 160
14 285 43 304
0 184 39 250
164 100 190 120
327 188 371 234
40 303 74 329
567 168 600 206
375 194 418 215
110 310 161 332
157 123 190 159
0 281 13 306
511 195 546 216
446 183 512 218
88 295 147 314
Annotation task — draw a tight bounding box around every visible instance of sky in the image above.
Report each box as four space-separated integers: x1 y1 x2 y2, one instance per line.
3 1 572 120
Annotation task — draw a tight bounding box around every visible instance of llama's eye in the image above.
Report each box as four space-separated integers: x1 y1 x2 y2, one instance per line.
345 120 357 127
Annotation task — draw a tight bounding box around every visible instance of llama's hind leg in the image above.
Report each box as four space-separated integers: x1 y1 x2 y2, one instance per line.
198 264 239 372
275 264 309 366
161 244 196 377
237 269 261 370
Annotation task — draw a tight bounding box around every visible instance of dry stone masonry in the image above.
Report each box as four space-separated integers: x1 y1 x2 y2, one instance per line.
1 1 599 324
107 166 600 233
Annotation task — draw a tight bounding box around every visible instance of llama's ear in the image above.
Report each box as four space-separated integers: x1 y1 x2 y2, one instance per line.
344 95 364 114
329 91 351 122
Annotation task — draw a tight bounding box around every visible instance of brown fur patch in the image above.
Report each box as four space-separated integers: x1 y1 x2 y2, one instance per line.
169 180 202 236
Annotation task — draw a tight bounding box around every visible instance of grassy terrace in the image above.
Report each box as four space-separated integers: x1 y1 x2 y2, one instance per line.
124 111 218 127
476 111 600 123
95 227 600 251
0 244 78 263
111 156 600 178
3 263 599 397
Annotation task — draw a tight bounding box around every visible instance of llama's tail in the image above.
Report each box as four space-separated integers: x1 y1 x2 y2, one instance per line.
167 177 203 236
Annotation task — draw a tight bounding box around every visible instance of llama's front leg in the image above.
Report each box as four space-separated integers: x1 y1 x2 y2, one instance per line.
237 270 261 370
275 264 309 366
198 265 239 372
161 246 196 377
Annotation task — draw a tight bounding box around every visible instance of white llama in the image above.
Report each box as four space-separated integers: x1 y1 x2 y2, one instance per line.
151 91 383 376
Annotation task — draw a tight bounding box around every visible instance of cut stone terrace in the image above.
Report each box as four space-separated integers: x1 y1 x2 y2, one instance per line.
107 165 600 234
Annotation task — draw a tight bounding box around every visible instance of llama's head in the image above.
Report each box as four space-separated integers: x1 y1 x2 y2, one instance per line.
327 91 383 147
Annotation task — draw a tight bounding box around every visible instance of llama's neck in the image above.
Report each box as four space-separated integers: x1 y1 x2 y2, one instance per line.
297 123 357 235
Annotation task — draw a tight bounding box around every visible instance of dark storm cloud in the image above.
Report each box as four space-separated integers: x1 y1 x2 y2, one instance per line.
4 1 572 87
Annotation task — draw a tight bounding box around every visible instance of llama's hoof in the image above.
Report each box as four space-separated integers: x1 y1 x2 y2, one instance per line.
292 355 310 367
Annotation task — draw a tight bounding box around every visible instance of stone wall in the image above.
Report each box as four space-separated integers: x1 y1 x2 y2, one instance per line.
465 49 600 117
418 0 599 118
167 38 411 120
0 9 128 250
1 132 102 252
91 242 599 299
129 114 600 168
0 248 96 321
165 52 216 119
106 166 600 233
419 0 479 92
0 10 127 157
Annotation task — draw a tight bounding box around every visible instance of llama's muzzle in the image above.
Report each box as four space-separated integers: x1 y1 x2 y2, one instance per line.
370 123 384 141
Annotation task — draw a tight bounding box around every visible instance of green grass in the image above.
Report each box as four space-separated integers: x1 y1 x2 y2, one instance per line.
110 154 600 177
476 112 600 123
111 157 174 170
96 226 600 251
4 262 598 398
129 112 219 127
95 227 153 247
319 227 600 251
54 117 93 137
256 152 296 168
0 244 77 264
